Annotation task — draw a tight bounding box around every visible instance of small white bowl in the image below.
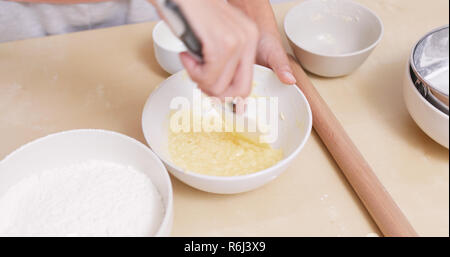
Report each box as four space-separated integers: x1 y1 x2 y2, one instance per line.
284 0 383 77
0 129 173 236
403 65 449 148
153 21 187 74
142 65 313 194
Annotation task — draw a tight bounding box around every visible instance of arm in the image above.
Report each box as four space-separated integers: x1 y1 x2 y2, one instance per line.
229 0 296 84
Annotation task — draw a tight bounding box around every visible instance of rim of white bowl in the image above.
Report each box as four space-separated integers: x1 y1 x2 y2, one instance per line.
406 65 449 120
142 65 313 182
153 20 188 53
284 0 384 58
0 129 173 237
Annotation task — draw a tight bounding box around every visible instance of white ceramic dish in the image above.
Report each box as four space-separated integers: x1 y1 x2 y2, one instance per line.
403 65 449 148
284 0 383 77
142 65 313 194
153 21 187 74
0 129 173 236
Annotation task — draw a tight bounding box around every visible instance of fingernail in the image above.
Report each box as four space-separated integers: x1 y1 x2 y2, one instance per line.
282 71 296 84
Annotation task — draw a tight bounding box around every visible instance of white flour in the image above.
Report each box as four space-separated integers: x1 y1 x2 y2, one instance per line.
0 160 164 237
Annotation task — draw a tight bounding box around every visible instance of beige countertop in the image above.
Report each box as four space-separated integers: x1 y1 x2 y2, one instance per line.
0 0 448 236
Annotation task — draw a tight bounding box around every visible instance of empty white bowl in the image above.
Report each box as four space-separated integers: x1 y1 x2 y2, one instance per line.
403 65 449 148
284 0 383 77
142 65 313 194
0 129 174 236
153 21 187 74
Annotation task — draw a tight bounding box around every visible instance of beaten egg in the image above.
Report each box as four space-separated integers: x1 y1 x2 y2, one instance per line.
168 112 283 177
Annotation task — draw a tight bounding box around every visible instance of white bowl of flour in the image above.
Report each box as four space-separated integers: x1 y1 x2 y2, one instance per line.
0 129 173 237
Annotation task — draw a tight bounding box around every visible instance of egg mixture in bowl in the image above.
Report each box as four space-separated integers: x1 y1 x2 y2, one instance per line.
142 65 312 194
168 110 283 177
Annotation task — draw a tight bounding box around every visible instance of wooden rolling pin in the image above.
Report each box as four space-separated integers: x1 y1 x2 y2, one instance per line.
288 56 418 237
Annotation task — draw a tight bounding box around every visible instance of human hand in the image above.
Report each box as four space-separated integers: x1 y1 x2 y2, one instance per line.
256 31 296 85
229 0 296 85
169 0 259 99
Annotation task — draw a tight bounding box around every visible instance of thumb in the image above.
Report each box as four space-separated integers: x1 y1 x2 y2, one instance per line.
267 50 296 85
179 51 203 80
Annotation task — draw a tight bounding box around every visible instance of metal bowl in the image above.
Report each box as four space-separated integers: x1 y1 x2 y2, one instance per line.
410 26 449 112
410 64 449 115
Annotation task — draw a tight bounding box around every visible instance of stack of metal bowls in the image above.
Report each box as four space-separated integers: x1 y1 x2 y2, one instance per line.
403 26 449 148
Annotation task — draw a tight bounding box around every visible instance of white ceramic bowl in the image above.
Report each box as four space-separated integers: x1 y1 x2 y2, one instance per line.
284 0 383 77
0 129 173 236
153 21 187 74
403 65 449 148
142 65 313 194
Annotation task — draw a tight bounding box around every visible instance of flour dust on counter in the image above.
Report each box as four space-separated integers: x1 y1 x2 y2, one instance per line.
0 160 164 236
